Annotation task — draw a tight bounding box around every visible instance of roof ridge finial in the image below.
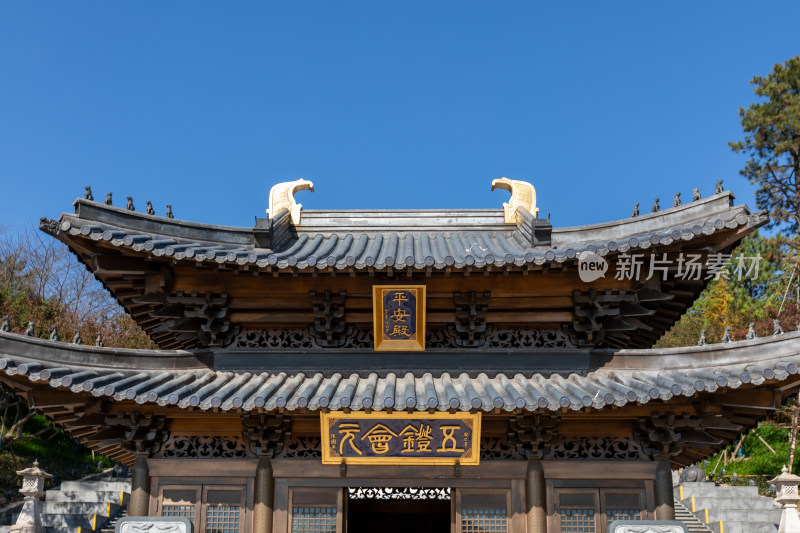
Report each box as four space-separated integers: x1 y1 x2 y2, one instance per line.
268 179 314 225
491 177 538 223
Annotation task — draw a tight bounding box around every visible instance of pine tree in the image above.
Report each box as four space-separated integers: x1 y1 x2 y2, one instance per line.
730 57 800 234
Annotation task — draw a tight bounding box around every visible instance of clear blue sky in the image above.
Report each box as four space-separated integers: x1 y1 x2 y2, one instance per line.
1 2 799 230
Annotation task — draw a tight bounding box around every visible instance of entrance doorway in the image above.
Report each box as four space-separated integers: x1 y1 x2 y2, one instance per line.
346 488 451 533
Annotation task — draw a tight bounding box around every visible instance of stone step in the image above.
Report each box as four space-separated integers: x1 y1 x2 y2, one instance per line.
707 520 778 533
0 526 9 533
40 512 111 530
42 501 123 517
703 508 781 524
58 481 131 493
45 490 129 504
676 483 760 499
679 495 776 510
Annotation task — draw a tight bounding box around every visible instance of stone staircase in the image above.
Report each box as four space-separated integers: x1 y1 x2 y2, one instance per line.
674 498 712 533
42 479 130 532
0 475 131 533
99 508 127 533
675 481 781 533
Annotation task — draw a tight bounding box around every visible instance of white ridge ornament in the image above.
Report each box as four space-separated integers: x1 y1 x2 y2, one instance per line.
267 178 314 225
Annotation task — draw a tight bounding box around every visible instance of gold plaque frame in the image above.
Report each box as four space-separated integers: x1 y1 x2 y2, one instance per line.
372 284 426 351
320 411 481 466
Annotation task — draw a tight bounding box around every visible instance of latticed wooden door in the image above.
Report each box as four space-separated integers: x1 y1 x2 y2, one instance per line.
289 489 342 533
157 484 246 533
553 488 646 533
456 489 510 533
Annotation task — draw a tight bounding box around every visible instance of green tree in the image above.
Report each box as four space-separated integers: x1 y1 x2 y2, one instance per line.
655 233 790 347
726 232 784 317
730 56 800 234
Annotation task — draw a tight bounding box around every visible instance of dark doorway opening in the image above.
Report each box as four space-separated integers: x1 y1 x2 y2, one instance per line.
347 498 450 533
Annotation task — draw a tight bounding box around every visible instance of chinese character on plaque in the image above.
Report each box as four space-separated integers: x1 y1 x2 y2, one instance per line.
372 285 426 351
320 411 481 466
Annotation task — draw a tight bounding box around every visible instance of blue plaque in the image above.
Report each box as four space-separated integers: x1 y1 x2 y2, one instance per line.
373 285 426 351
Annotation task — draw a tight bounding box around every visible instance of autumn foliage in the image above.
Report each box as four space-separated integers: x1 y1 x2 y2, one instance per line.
0 227 155 349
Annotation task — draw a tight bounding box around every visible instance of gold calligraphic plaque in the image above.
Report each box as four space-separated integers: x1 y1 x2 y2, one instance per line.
372 285 426 351
320 411 481 466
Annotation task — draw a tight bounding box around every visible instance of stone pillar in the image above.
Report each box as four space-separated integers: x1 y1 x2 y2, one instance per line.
769 465 800 533
526 458 547 533
11 460 51 533
253 456 275 533
128 453 151 517
654 460 675 520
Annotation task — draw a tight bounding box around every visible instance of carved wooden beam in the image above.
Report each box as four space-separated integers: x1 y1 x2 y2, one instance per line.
713 388 781 410
91 254 158 275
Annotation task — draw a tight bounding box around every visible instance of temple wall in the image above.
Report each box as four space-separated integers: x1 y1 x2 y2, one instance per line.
140 452 670 533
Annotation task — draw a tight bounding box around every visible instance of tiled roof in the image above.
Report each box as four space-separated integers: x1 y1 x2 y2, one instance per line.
2 330 798 414
45 192 764 272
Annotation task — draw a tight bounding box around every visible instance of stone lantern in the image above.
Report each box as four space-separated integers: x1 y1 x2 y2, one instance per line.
10 460 51 533
769 465 800 533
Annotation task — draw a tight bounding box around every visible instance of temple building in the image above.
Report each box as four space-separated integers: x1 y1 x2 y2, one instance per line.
1 178 799 533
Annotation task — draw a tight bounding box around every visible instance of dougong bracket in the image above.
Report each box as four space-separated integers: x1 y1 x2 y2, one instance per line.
309 290 352 347
508 414 560 458
563 288 659 347
449 291 492 347
241 413 292 457
158 291 239 348
105 413 168 456
634 411 722 460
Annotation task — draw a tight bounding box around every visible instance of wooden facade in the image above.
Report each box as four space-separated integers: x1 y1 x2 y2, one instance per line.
1 181 798 532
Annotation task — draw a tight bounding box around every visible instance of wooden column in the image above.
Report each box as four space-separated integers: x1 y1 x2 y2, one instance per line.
253 456 274 533
129 454 151 517
654 460 675 520
526 458 546 533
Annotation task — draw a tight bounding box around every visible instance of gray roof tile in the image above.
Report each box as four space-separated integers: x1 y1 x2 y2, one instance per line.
46 192 766 273
2 343 798 414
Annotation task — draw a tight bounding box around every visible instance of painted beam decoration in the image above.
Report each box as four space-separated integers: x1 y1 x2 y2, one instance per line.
320 411 480 465
372 285 426 351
